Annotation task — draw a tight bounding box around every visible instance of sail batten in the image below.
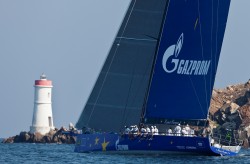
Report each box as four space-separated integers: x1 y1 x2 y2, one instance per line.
86 103 141 110
116 37 157 42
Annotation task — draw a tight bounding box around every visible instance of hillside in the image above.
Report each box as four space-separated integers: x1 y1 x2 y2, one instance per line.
209 79 250 147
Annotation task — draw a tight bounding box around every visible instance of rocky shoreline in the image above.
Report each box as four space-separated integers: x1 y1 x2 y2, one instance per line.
209 79 250 148
2 127 76 144
2 80 250 147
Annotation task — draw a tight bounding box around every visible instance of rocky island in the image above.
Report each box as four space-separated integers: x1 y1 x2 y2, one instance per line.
2 80 250 147
2 127 77 144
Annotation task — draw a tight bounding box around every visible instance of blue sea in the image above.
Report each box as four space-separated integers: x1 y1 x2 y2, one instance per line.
0 142 250 164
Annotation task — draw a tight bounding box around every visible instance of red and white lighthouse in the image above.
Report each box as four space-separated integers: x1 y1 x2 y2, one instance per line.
30 73 55 135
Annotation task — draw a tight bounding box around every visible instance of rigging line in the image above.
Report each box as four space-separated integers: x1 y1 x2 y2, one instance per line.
123 46 156 127
141 0 170 119
120 57 137 131
86 0 137 126
197 0 209 112
188 77 207 119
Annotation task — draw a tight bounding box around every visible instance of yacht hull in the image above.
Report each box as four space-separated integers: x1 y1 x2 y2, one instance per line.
74 133 239 156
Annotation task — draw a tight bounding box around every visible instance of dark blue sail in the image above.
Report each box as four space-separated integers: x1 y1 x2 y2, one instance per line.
145 0 231 121
76 0 169 132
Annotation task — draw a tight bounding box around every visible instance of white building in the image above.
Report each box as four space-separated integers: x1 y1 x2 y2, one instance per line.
30 73 55 135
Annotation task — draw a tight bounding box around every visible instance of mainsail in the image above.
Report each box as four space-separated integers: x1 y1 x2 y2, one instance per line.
76 0 169 132
144 1 231 123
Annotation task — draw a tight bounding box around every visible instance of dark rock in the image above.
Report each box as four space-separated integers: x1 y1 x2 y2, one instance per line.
34 133 44 143
243 139 249 148
19 132 30 142
226 113 242 129
238 130 248 141
59 134 67 143
239 105 250 127
2 137 14 143
48 130 56 136
43 135 52 143
54 127 67 136
235 91 250 106
222 122 237 130
14 135 20 143
53 136 59 143
213 110 224 124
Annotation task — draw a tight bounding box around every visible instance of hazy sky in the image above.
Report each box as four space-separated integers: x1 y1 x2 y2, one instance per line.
0 0 249 138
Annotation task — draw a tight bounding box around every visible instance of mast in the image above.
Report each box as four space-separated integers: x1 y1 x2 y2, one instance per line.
140 1 170 123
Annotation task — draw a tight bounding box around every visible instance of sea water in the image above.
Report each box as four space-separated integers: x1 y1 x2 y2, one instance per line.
0 143 250 164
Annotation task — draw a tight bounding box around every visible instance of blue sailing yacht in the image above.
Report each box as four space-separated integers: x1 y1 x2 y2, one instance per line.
74 0 242 156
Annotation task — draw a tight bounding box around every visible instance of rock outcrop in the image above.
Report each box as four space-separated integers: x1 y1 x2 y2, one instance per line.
209 79 250 147
2 127 77 144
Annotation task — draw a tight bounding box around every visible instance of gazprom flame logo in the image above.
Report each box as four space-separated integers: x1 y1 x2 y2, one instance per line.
162 33 211 75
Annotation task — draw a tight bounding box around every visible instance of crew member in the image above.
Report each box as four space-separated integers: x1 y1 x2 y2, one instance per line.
154 126 159 135
174 124 181 136
167 127 173 136
185 124 191 136
124 126 130 134
151 126 155 135
147 126 151 134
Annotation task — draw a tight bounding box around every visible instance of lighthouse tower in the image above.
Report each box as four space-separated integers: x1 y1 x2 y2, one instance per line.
30 73 55 135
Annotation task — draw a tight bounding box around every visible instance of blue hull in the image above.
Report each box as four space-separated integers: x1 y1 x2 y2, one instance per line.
74 134 238 156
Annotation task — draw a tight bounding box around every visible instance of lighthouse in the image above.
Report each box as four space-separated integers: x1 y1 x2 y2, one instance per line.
30 73 55 135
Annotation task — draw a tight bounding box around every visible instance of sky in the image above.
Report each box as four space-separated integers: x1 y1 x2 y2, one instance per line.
0 0 249 138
